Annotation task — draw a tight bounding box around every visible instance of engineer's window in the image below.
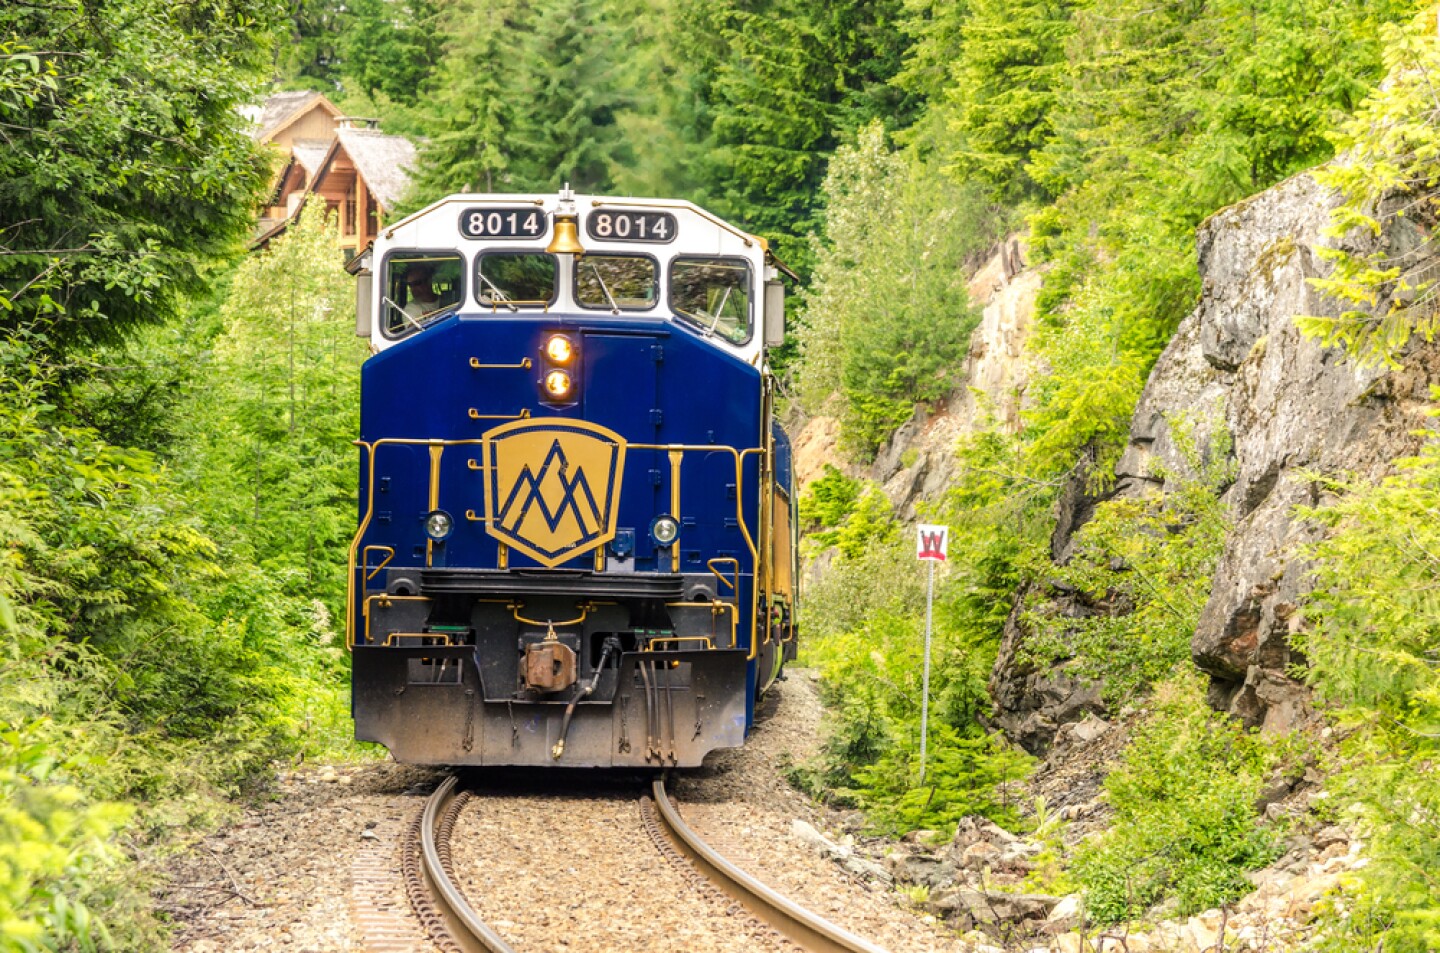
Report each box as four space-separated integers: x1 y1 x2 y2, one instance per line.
383 252 464 337
476 252 557 309
670 258 751 344
575 255 657 311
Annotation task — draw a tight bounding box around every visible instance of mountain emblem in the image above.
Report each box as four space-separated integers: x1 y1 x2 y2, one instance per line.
482 419 627 568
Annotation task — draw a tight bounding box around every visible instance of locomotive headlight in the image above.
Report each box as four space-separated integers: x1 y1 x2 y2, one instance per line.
649 515 680 547
545 334 574 364
544 369 573 399
424 509 454 541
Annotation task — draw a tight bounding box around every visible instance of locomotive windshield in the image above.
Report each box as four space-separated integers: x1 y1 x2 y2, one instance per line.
575 254 657 311
476 252 557 309
382 252 464 337
670 257 752 344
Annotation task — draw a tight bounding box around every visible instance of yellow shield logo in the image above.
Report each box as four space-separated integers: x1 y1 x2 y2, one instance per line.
482 419 627 568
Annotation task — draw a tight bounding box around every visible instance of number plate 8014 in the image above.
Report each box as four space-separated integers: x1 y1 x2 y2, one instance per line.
585 210 676 244
458 207 548 239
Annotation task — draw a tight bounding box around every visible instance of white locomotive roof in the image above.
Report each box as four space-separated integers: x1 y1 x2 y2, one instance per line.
380 191 766 261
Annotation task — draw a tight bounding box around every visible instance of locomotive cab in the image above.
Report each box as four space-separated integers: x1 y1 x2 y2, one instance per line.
346 189 798 767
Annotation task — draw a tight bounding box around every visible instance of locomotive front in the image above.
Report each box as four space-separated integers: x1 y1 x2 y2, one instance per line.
345 190 797 767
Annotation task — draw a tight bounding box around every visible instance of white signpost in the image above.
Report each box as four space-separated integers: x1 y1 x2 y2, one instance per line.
916 524 948 784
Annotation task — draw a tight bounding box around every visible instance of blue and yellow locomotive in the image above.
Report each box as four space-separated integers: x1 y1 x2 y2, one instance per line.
345 189 798 767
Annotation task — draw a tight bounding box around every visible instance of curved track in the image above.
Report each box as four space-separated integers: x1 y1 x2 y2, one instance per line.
406 774 891 953
644 780 889 953
404 775 515 953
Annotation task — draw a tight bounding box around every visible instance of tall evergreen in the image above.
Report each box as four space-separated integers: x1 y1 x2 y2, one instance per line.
341 0 444 108
404 0 523 201
275 0 346 88
673 0 915 270
403 0 635 203
506 0 632 191
944 0 1074 202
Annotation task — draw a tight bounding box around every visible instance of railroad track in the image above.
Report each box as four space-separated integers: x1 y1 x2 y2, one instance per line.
400 774 891 953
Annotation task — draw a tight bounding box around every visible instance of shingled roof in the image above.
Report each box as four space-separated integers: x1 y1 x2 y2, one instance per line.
291 138 332 177
248 90 344 143
335 127 418 212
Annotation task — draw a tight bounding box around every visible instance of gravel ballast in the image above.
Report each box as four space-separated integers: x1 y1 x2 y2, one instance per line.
158 672 961 952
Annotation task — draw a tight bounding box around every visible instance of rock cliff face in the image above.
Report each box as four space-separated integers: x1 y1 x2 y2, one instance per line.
790 238 1040 519
871 239 1041 521
990 170 1440 746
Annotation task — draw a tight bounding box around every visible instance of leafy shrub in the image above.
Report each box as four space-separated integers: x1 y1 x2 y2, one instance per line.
0 726 131 953
850 722 1032 834
1074 676 1285 923
803 537 922 643
1020 416 1233 701
798 543 1025 833
797 465 862 546
1292 405 1440 950
795 122 990 458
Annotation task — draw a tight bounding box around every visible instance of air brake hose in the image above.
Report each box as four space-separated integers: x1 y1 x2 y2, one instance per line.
551 636 622 759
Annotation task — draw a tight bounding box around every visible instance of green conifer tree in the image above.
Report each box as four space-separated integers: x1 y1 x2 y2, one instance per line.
504 0 632 191
341 0 444 108
944 0 1074 202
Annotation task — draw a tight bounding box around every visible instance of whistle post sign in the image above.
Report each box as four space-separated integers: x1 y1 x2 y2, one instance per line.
915 523 948 783
917 524 948 562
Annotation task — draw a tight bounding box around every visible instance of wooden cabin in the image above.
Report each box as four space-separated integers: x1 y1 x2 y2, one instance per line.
248 94 417 255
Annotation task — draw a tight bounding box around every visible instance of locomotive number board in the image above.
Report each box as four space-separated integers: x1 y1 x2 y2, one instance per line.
459 207 548 239
585 210 677 244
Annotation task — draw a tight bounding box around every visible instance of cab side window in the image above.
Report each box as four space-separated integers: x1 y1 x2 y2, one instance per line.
476 252 557 308
575 254 657 311
670 258 752 344
383 252 464 337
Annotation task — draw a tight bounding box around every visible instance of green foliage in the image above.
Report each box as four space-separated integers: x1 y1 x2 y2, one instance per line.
0 727 131 953
798 594 1029 833
1301 10 1440 368
401 0 637 202
1008 0 1403 481
804 537 926 644
395 0 517 197
0 0 282 355
1020 224 1197 483
341 0 443 107
1022 416 1234 700
0 198 363 943
672 0 918 268
1292 406 1440 948
798 490 1025 834
797 123 992 456
938 0 1074 201
179 196 363 615
833 487 899 560
797 465 862 543
274 0 345 89
1074 676 1285 924
852 723 1031 834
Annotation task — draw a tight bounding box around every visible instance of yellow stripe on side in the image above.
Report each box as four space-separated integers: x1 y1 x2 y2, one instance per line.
668 448 684 573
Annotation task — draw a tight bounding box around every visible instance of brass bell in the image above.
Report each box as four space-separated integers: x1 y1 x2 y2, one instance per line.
546 213 585 256
546 184 586 256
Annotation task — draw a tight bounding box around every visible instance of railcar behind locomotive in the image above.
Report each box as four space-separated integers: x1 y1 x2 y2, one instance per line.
344 189 798 767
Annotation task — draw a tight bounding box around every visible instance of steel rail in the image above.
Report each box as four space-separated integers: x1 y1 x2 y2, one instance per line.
418 776 517 953
650 780 891 953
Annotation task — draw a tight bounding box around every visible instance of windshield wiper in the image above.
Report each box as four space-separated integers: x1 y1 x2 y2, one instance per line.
477 272 520 312
708 286 734 336
382 296 425 332
589 261 620 314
